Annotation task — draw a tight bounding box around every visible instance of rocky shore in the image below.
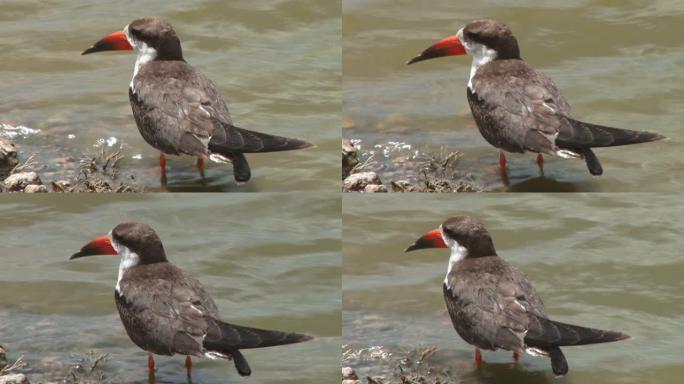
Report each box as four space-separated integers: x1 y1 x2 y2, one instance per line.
0 345 110 384
0 134 139 193
342 138 484 193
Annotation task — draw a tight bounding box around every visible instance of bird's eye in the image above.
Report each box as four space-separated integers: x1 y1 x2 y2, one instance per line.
465 31 477 40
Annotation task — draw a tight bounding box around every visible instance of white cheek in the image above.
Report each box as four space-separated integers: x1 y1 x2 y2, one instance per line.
115 240 140 294
440 226 468 287
125 26 158 92
457 30 498 92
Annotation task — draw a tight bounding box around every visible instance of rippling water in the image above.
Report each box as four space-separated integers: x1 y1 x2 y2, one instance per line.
0 0 339 192
343 193 684 383
343 0 683 191
0 194 340 383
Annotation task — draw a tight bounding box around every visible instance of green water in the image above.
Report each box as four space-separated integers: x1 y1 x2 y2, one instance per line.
343 193 683 383
0 0 340 192
0 194 341 383
343 0 682 191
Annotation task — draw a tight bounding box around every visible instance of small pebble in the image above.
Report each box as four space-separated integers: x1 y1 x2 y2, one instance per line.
0 373 30 384
342 366 358 380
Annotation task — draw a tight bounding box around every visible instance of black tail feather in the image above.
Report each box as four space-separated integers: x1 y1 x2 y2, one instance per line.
203 320 312 376
559 119 666 148
209 124 314 154
548 346 568 376
231 350 252 377
204 319 313 352
525 316 629 348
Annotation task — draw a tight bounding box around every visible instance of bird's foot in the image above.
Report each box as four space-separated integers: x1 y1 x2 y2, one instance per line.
474 348 483 366
513 350 520 363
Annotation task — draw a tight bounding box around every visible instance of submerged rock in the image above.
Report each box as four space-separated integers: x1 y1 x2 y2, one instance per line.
3 172 42 192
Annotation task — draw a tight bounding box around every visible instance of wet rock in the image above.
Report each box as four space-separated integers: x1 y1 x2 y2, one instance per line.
0 374 29 384
342 139 359 179
342 366 358 380
0 345 6 370
343 172 382 192
3 172 41 192
364 184 387 193
0 138 18 170
23 184 47 193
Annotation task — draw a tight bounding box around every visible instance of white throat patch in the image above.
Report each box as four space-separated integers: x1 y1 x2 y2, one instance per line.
440 225 468 287
110 232 140 293
124 25 157 92
457 29 497 92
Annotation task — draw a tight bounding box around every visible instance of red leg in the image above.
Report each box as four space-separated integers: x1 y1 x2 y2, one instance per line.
159 153 168 188
513 350 520 362
159 153 167 174
185 356 193 376
196 156 206 179
499 152 507 171
474 348 483 366
536 153 544 174
148 353 156 372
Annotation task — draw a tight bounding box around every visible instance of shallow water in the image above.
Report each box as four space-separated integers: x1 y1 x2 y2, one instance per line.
0 194 340 383
343 193 684 383
343 0 683 191
0 0 339 192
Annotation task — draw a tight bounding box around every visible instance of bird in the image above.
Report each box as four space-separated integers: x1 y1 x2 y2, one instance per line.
70 222 312 378
407 19 666 178
82 17 313 185
405 216 628 375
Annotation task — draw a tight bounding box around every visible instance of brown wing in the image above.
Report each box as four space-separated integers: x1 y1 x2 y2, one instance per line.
470 60 573 154
118 264 220 355
131 61 233 155
444 257 546 351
